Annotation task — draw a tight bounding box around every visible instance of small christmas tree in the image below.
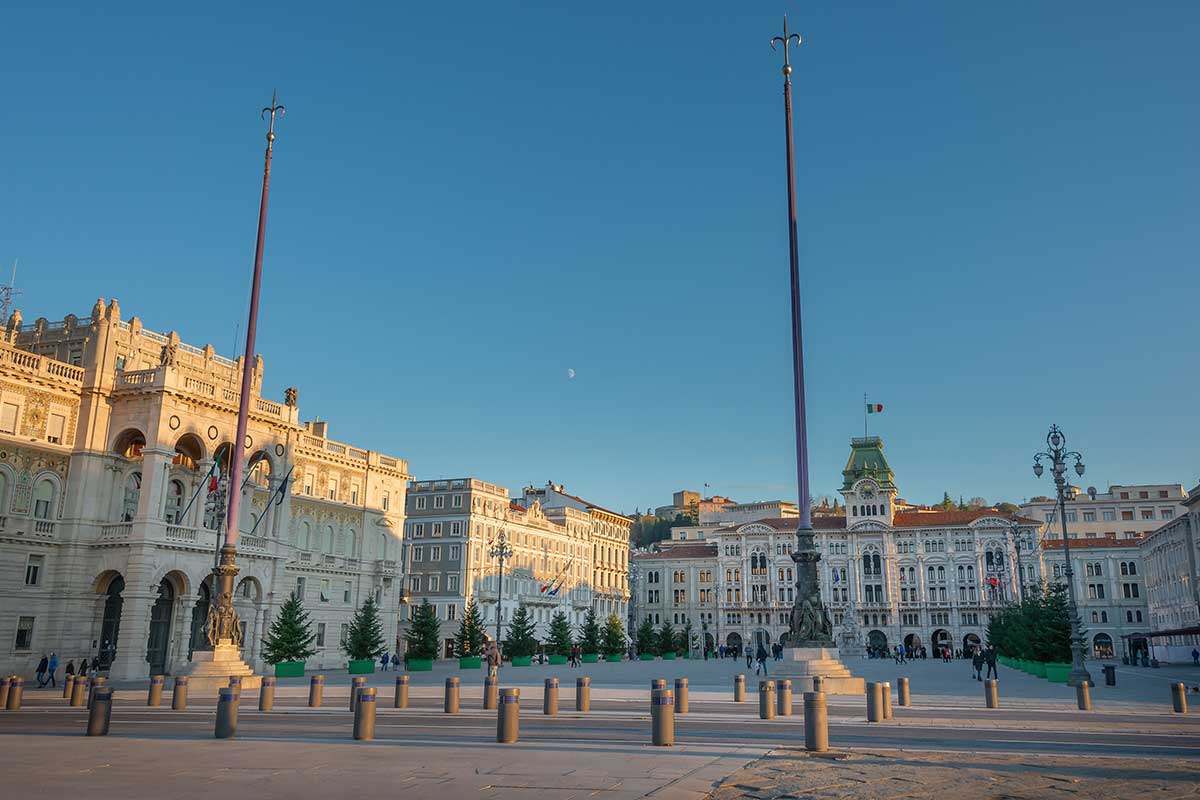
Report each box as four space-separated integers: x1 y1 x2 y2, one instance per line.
343 595 386 660
454 598 487 658
405 599 441 661
547 610 574 657
656 621 676 657
635 616 656 656
261 593 317 664
601 613 626 656
578 608 601 654
504 603 539 658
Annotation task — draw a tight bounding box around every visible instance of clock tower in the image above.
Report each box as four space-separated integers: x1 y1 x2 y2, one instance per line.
840 436 897 526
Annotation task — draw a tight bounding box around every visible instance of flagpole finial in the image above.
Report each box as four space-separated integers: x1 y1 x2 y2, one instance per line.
770 15 803 79
262 89 285 144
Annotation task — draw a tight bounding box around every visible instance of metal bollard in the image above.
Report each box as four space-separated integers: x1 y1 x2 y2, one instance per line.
308 674 324 708
6 678 23 710
71 677 88 707
497 688 519 743
776 679 792 717
984 678 999 709
675 678 689 714
0 676 10 710
88 677 107 710
1076 681 1091 711
87 688 113 736
483 675 498 710
259 676 276 711
354 687 377 741
575 677 591 712
812 675 825 694
733 674 745 702
395 674 409 709
882 681 893 720
803 691 828 752
171 677 188 710
651 679 666 692
350 676 367 713
866 681 883 722
444 677 460 714
651 688 675 746
147 675 164 707
897 677 910 706
543 678 558 715
759 680 775 720
1171 683 1188 714
63 674 75 700
228 675 242 702
214 687 238 739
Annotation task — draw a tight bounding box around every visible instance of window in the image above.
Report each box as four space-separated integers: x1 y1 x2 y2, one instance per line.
303 471 315 496
316 622 326 647
447 574 459 592
452 494 462 508
25 554 44 586
344 581 352 603
1066 511 1077 522
1126 610 1133 623
429 575 441 592
450 521 461 536
32 479 55 520
320 579 330 602
0 402 19 434
412 546 423 562
15 616 34 650
381 491 390 511
1141 509 1154 520
415 496 426 510
409 576 420 592
164 480 184 523
447 604 457 620
340 624 349 646
1087 583 1105 599
1102 510 1116 521
47 413 66 444
122 472 141 522
1100 611 1107 623
432 522 443 537
1122 583 1139 599
1136 610 1143 622
350 483 360 505
431 546 442 561
449 545 461 560
1161 509 1174 519
295 576 306 599
1127 562 1137 576
412 523 424 538
1121 511 1134 520
433 495 445 509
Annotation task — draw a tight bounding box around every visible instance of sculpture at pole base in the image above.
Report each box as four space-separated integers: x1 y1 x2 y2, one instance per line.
205 545 243 647
779 531 834 647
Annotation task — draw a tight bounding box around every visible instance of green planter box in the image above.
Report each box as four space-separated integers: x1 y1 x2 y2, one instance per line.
407 658 434 671
459 656 482 670
604 653 622 662
639 653 655 661
582 653 599 663
661 652 676 660
273 661 305 678
1030 662 1048 678
348 659 376 674
548 654 568 665
510 655 533 667
682 652 690 659
1044 663 1071 683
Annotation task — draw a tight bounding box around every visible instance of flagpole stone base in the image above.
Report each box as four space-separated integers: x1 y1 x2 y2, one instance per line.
175 641 261 695
774 647 865 695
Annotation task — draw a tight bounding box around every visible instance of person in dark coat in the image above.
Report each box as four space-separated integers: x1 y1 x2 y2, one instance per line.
755 644 769 677
35 655 49 687
391 653 399 670
971 648 985 681
65 660 76 677
984 645 999 679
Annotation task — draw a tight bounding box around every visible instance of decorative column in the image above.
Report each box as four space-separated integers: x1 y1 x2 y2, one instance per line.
107 588 158 681
134 446 174 526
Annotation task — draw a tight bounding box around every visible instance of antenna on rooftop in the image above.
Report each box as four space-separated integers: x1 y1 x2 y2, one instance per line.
0 260 22 326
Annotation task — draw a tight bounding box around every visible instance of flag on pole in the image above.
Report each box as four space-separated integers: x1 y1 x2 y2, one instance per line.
866 403 883 414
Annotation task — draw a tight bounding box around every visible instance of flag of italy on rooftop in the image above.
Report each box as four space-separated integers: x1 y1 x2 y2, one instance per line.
867 403 883 414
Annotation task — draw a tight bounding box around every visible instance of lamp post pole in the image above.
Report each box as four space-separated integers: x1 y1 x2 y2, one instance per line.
1033 424 1092 687
1007 520 1025 603
489 530 514 645
771 16 833 648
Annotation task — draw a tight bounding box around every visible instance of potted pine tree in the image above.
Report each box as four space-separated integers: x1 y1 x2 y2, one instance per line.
455 599 486 669
578 608 601 663
546 610 573 665
601 614 626 662
343 596 386 674
261 593 316 678
635 617 656 660
658 621 676 660
678 620 694 659
504 604 538 666
404 599 440 671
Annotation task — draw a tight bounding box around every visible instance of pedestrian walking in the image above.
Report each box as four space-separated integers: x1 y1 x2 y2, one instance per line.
485 639 501 678
971 648 985 681
755 644 769 677
35 654 48 687
65 660 75 678
1192 648 1198 666
78 657 89 677
46 653 58 688
745 645 753 668
984 645 998 680
391 653 399 670
380 651 389 671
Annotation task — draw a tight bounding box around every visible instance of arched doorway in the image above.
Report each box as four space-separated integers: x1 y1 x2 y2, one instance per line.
726 632 743 652
963 632 981 654
1092 633 1114 659
903 633 922 652
99 575 125 669
867 630 887 654
189 579 212 658
931 629 951 654
146 578 175 675
752 629 771 651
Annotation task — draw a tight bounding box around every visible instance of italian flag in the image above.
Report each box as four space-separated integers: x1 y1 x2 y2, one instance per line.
867 403 883 414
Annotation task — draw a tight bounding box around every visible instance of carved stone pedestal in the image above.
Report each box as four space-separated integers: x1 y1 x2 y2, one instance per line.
773 646 865 695
176 641 261 695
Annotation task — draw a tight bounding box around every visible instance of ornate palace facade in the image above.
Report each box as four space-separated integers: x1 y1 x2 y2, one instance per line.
0 300 409 680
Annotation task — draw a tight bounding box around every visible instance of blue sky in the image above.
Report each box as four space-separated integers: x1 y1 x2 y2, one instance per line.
1 2 1196 513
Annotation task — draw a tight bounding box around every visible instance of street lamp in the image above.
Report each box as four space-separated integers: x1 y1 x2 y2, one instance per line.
488 530 514 645
1032 424 1092 687
1006 520 1026 603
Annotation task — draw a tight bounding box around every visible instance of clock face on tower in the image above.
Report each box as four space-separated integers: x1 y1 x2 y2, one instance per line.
860 484 875 501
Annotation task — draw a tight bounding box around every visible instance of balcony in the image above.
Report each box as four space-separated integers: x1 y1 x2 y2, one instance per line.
375 559 398 577
100 523 132 542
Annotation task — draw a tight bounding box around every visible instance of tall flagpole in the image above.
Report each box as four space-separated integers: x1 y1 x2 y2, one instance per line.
773 17 833 648
207 91 285 650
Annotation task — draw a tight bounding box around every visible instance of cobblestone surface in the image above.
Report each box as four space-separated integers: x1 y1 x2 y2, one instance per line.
709 748 1200 799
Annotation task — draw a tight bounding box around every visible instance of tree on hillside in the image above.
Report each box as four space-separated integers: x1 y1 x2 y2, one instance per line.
454 598 487 658
994 502 1020 514
939 492 955 510
578 608 601 654
261 594 317 664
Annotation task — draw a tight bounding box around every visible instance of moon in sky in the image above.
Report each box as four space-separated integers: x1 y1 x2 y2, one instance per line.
567 368 576 380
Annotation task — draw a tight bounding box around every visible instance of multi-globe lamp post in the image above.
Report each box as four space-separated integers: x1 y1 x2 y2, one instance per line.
488 530 514 645
1032 424 1093 687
